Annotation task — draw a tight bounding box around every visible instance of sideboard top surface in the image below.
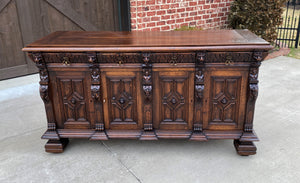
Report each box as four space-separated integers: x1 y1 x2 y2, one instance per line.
22 29 272 52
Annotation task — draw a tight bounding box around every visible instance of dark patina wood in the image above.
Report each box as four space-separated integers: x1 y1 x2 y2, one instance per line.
23 30 272 156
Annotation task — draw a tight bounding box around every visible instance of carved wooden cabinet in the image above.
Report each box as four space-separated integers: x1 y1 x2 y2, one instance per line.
22 30 272 155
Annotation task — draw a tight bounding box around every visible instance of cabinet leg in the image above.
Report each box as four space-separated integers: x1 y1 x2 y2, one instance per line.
45 138 69 153
234 139 257 156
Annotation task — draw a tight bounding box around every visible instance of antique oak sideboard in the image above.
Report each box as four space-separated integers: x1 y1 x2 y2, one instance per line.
22 30 272 155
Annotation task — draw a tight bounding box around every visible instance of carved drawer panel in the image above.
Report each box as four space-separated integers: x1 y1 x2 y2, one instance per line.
97 52 195 64
42 53 88 64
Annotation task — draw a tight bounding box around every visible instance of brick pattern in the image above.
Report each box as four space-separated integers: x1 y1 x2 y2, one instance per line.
130 0 233 31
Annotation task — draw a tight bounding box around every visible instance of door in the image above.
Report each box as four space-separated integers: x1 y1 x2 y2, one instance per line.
153 67 194 130
0 0 129 80
101 68 143 130
203 67 249 130
50 70 93 129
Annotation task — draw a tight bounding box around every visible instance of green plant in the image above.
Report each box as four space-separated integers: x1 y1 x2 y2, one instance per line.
229 0 286 43
288 48 300 59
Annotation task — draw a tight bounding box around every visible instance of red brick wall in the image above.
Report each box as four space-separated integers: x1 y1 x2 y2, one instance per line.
130 0 234 31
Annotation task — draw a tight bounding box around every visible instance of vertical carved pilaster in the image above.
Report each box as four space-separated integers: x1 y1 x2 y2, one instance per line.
240 51 262 141
140 53 157 140
244 55 261 132
190 51 207 141
31 52 59 140
142 53 153 130
88 52 108 140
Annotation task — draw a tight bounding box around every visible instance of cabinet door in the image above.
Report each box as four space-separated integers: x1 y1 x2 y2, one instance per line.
51 71 92 129
101 70 142 130
153 70 194 130
203 68 248 130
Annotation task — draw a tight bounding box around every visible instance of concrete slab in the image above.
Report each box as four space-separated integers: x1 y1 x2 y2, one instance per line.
0 130 139 183
0 56 299 183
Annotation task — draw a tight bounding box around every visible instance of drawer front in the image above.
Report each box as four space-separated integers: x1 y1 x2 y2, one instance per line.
203 67 249 130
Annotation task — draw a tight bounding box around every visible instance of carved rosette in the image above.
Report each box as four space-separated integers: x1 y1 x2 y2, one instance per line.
244 52 262 132
194 52 205 132
142 53 153 131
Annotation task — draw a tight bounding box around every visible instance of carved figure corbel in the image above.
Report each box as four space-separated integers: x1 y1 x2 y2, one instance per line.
253 51 263 62
88 53 108 140
140 53 157 140
240 56 262 141
190 51 207 141
30 52 59 140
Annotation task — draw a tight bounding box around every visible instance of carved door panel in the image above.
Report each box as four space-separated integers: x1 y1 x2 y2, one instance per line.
153 70 194 130
203 68 248 130
51 71 92 129
102 70 142 130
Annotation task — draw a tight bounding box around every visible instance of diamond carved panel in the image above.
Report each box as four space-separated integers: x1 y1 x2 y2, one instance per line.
107 77 137 124
210 77 241 123
59 79 88 123
160 78 188 123
162 90 185 111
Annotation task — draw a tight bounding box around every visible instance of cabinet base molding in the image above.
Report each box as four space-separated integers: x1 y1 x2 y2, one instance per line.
240 132 259 142
190 132 208 141
106 130 142 139
43 129 259 155
45 139 69 153
89 131 108 141
55 129 253 140
41 130 60 140
139 131 158 140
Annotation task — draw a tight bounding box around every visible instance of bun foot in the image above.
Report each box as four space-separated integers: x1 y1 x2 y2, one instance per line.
234 140 257 156
45 138 69 153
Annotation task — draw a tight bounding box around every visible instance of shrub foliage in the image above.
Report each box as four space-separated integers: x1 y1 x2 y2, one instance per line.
229 0 286 43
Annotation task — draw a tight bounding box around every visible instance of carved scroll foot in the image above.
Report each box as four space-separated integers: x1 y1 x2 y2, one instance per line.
90 131 108 140
140 131 158 140
41 130 60 140
234 140 257 156
45 138 69 153
190 132 207 141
